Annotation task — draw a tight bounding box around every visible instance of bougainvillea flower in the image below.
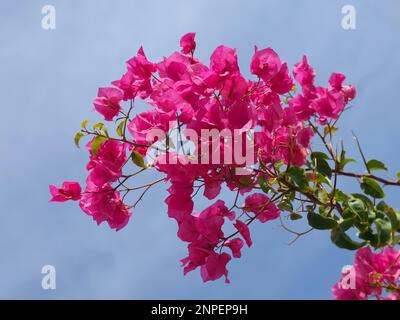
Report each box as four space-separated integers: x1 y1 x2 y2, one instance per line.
188 62 219 94
329 73 346 90
86 140 127 187
200 252 231 283
93 87 124 121
220 74 249 104
79 182 132 231
332 247 400 300
111 47 156 100
157 52 191 82
250 47 281 81
126 46 156 79
244 193 281 223
233 220 252 247
128 110 173 143
288 93 315 121
49 182 82 202
203 174 223 200
165 183 194 221
210 45 240 80
181 239 214 275
225 238 244 258
293 55 315 88
195 200 230 243
269 62 294 94
328 72 356 102
52 33 362 288
312 88 345 123
180 32 196 54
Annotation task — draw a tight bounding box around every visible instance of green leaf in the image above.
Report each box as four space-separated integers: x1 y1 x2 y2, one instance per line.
376 201 388 212
334 189 348 203
376 201 400 231
311 152 332 179
341 208 355 220
339 149 356 170
286 191 296 201
316 174 333 188
366 159 387 172
393 235 400 245
273 161 285 171
358 229 378 246
348 197 368 222
339 218 356 231
397 172 400 180
258 176 271 194
317 189 329 203
286 166 309 190
341 158 357 169
307 211 338 230
331 227 367 250
290 213 302 220
351 193 374 208
315 158 332 178
74 132 84 148
91 136 106 155
278 198 293 212
386 209 400 231
354 221 370 233
311 152 330 160
81 120 89 129
116 120 126 137
360 177 385 199
131 151 147 168
375 218 393 247
367 209 376 222
318 205 330 215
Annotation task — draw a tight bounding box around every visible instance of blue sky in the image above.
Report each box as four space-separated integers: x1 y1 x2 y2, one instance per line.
1 0 399 299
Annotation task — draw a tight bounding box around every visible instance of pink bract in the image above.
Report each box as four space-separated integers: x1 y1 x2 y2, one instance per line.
49 181 82 202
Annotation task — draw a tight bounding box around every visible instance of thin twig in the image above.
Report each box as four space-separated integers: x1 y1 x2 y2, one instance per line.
352 131 370 173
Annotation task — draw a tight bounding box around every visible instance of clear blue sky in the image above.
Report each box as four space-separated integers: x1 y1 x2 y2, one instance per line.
1 0 399 299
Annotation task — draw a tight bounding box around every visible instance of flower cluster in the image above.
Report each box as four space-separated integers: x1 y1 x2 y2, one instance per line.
50 33 361 285
333 246 400 300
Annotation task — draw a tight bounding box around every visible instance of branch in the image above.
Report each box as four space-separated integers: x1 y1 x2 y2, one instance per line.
338 171 400 187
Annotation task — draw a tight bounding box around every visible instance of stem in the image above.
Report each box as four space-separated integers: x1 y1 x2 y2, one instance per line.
82 129 148 148
352 131 370 173
279 216 314 245
308 121 336 160
338 171 400 186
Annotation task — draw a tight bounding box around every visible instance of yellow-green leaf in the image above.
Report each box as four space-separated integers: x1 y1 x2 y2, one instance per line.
324 125 337 138
91 136 106 155
74 132 84 148
116 120 126 137
93 123 105 130
81 120 89 129
131 151 147 168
